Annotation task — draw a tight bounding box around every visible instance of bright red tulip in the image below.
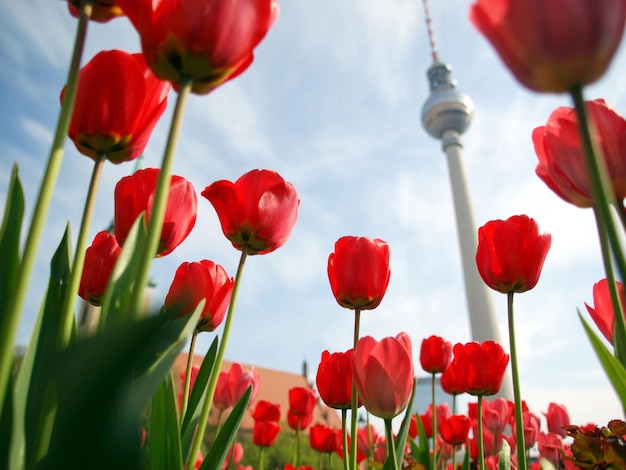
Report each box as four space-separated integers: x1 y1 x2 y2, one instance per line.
351 333 414 420
440 415 471 446
78 231 122 306
63 50 169 163
114 168 197 257
202 169 299 255
164 260 233 332
440 359 464 396
534 99 626 208
544 403 570 437
251 400 280 422
253 420 281 447
309 424 340 453
116 0 278 94
67 0 124 22
585 278 626 345
469 0 626 93
287 408 313 431
482 398 510 436
213 363 260 411
287 386 316 430
452 341 509 397
315 349 359 410
420 335 452 374
476 215 551 294
327 236 391 310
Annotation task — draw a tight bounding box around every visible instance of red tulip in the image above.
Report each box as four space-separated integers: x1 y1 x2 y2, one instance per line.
221 443 243 470
114 168 197 257
327 236 391 310
251 400 281 422
538 432 563 468
287 386 316 430
287 408 313 431
309 424 340 453
469 0 626 93
116 0 278 94
476 215 551 294
315 349 359 410
213 363 260 411
544 403 570 437
452 341 509 397
253 420 281 447
481 398 510 436
67 0 124 22
519 410 541 450
420 335 452 374
202 169 299 255
63 50 169 163
585 278 626 345
351 333 414 420
78 231 122 306
178 365 200 409
418 403 451 438
440 359 464 396
164 260 233 332
534 99 626 208
357 424 380 456
440 415 471 446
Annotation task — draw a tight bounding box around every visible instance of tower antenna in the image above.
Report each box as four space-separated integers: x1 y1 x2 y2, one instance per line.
421 0 440 63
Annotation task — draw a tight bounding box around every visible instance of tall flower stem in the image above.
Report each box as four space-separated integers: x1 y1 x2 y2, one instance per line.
0 0 93 411
59 153 106 346
128 78 192 318
257 446 265 470
350 308 361 470
477 395 486 470
180 331 198 425
507 292 527 470
384 418 398 470
186 249 248 470
293 424 301 467
431 372 437 470
341 409 349 470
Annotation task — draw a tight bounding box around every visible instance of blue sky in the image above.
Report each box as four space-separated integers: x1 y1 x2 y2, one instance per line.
1 0 625 431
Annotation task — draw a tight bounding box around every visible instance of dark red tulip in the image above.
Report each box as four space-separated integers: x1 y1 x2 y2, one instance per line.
327 236 391 310
164 260 233 332
116 0 279 94
351 333 414 419
452 341 509 397
114 168 197 257
78 231 122 306
420 335 452 374
67 0 124 22
440 415 471 446
469 0 626 93
534 99 626 208
476 215 551 294
63 50 169 163
315 349 359 410
309 424 340 453
585 278 626 345
202 169 299 255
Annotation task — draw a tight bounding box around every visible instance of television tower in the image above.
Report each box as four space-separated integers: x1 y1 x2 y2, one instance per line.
419 0 512 398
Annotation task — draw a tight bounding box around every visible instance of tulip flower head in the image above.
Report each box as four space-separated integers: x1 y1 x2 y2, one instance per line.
202 169 299 255
476 215 551 294
67 0 125 23
213 363 260 411
316 349 359 410
544 402 570 437
469 0 626 93
78 231 122 306
252 400 281 447
114 168 197 257
420 335 452 374
585 278 626 345
64 50 170 164
327 236 391 310
481 397 511 436
116 0 279 94
452 341 509 397
440 415 472 446
351 333 414 420
287 386 316 430
309 424 340 453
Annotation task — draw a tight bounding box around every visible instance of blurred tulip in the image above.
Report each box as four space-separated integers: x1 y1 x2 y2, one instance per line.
164 260 233 332
117 0 278 94
213 363 260 411
114 168 197 257
351 333 414 419
440 415 471 446
251 400 281 422
287 408 313 431
544 403 570 437
309 424 340 453
521 410 541 450
287 386 316 430
253 420 281 447
67 0 124 22
585 278 626 344
538 432 564 468
476 214 551 294
178 365 200 409
452 341 509 396
202 169 299 255
534 99 626 208
315 349 359 410
327 236 391 310
357 424 380 456
482 398 510 436
78 231 122 306
63 50 169 163
222 443 243 470
469 0 626 93
420 335 452 374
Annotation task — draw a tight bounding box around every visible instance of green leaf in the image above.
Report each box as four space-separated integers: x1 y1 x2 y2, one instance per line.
198 386 252 470
0 362 15 470
498 439 510 470
0 163 24 317
384 378 417 470
579 310 626 409
150 372 183 470
409 411 431 470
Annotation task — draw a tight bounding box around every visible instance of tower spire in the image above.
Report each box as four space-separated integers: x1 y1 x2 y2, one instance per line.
421 0 440 63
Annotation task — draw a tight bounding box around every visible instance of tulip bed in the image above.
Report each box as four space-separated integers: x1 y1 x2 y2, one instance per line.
2 0 626 469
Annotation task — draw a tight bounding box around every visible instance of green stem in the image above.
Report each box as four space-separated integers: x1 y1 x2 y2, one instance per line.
451 443 457 470
128 78 192 318
180 331 198 425
186 249 248 470
431 372 437 470
384 418 398 470
350 308 361 470
257 446 265 470
0 0 93 414
507 292 527 470
329 451 334 470
341 409 349 470
477 396 485 470
294 423 301 467
59 153 106 346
